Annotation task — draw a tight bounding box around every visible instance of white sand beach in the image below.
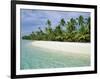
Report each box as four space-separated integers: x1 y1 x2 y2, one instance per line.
32 41 91 54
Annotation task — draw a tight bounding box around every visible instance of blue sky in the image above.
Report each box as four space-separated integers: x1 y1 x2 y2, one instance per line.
20 9 90 36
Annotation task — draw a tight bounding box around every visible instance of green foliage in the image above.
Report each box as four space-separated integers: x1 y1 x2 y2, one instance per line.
60 18 66 26
66 18 77 33
22 15 90 42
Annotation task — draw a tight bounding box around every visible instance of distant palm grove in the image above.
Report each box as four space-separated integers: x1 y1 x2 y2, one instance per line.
22 15 91 42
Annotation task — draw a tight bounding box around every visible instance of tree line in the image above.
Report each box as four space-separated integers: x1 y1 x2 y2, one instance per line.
22 15 91 42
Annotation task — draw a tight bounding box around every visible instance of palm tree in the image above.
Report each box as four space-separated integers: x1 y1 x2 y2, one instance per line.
54 25 62 35
46 19 51 27
45 26 53 34
59 18 66 35
85 17 91 33
77 15 86 34
45 19 53 34
60 18 66 26
67 18 77 33
77 15 84 26
38 27 44 34
45 20 53 40
31 31 36 39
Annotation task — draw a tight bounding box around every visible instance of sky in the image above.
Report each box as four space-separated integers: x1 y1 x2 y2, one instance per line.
20 9 90 36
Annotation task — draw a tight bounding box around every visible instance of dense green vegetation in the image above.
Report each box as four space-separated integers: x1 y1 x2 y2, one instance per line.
22 15 90 42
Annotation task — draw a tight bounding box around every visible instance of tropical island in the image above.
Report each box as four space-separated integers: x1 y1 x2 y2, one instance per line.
22 15 90 42
20 10 91 70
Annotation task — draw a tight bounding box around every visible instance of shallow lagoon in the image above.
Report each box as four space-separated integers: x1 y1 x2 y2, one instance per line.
20 40 90 70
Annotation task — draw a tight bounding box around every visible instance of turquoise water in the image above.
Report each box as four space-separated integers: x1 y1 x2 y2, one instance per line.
20 40 90 70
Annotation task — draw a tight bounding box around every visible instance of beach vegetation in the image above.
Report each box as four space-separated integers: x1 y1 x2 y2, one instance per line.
22 15 90 42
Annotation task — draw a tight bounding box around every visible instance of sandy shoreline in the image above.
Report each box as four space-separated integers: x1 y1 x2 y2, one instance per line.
32 41 91 54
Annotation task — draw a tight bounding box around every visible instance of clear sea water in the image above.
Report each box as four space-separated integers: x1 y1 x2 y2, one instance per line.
20 40 90 70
